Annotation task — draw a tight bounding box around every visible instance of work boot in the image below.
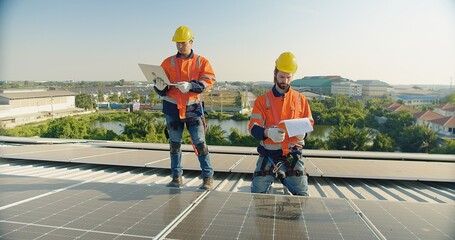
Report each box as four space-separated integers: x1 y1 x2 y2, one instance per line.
167 176 183 188
201 176 214 190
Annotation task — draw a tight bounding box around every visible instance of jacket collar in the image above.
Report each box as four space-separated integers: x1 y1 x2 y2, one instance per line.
272 85 290 97
176 49 194 59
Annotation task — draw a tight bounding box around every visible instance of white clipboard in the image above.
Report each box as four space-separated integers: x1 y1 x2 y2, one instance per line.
279 118 313 137
138 63 178 86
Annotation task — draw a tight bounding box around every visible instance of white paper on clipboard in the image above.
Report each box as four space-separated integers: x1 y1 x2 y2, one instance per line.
280 118 313 137
138 63 177 86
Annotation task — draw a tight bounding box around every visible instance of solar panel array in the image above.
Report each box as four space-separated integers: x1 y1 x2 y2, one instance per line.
1 144 454 182
352 199 455 239
1 174 453 239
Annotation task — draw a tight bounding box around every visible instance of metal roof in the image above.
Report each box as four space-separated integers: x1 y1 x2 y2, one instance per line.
0 90 77 100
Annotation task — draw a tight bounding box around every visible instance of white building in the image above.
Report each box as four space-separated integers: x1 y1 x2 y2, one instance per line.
331 81 362 97
356 80 389 98
0 89 85 128
434 103 455 117
428 116 455 139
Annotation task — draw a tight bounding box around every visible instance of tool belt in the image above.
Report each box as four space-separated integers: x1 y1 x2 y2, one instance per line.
253 169 304 178
253 152 303 179
169 117 201 130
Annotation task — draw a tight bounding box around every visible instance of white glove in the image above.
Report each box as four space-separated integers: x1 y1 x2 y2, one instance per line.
266 128 285 143
154 77 167 91
293 134 306 146
296 134 306 140
176 82 192 93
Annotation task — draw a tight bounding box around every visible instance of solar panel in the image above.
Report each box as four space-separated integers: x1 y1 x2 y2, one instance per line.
230 155 259 173
164 192 378 239
0 144 91 157
0 177 205 239
70 149 170 167
2 146 129 163
309 157 455 182
352 199 455 239
0 175 79 207
146 153 244 173
2 172 453 239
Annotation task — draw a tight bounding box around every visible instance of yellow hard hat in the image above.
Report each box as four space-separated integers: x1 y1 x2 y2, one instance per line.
172 26 194 42
275 52 298 74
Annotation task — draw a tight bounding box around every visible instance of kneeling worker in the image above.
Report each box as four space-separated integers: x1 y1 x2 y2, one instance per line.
248 52 314 195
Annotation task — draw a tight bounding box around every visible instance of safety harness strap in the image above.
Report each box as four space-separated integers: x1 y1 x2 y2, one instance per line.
253 169 304 178
255 153 303 179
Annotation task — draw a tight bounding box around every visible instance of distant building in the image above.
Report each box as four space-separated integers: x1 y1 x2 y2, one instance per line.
298 91 331 101
0 89 85 128
434 103 455 117
385 102 418 114
413 110 445 126
331 81 362 97
428 116 455 139
384 103 455 139
356 80 389 98
395 95 438 106
291 76 348 94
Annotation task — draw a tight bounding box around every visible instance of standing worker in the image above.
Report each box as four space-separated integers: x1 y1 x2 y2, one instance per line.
248 52 314 195
153 26 216 190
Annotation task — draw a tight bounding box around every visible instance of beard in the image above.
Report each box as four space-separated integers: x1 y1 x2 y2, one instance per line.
277 82 290 91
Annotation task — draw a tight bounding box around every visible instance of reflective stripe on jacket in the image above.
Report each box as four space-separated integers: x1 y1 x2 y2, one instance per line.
161 53 216 119
248 87 314 155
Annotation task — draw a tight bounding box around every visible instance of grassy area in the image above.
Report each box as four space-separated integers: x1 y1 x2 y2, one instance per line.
203 90 238 108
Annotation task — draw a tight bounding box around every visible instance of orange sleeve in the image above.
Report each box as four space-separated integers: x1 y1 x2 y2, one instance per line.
198 57 216 92
248 95 267 133
301 95 314 126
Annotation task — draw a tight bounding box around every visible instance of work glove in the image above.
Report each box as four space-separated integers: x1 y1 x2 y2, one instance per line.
296 134 306 140
154 77 167 91
266 128 285 143
176 82 192 93
295 134 306 146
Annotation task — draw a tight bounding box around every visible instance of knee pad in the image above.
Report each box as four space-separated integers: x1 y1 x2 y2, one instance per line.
170 141 181 155
196 142 209 156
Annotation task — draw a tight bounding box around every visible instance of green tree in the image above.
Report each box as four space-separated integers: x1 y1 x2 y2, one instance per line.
0 127 8 135
96 90 104 103
305 138 328 150
430 139 455 154
115 111 168 143
108 93 120 103
308 100 326 124
228 128 259 147
150 90 159 106
88 127 118 140
206 125 229 145
129 91 140 103
397 125 439 153
370 132 395 152
75 93 95 110
42 116 89 139
327 125 372 151
234 92 243 108
380 111 415 139
443 93 455 104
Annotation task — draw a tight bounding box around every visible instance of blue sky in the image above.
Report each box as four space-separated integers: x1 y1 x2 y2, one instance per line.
1 0 454 86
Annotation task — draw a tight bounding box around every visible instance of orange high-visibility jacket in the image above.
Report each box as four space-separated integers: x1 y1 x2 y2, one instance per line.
248 87 314 155
161 53 216 119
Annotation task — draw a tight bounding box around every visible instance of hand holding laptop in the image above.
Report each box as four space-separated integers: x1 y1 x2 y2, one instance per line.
138 63 192 92
154 78 167 90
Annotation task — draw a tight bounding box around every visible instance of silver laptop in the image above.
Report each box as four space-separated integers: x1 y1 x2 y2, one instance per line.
138 63 177 85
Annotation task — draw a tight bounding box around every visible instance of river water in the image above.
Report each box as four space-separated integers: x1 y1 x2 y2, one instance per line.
94 120 332 140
